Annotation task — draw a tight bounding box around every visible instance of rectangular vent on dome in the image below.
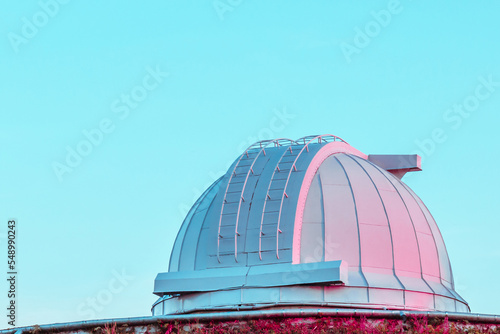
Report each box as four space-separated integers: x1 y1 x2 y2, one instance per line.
368 154 422 180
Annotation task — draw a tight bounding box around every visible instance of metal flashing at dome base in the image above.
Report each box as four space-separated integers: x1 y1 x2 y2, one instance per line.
2 309 500 334
153 134 470 315
154 260 347 294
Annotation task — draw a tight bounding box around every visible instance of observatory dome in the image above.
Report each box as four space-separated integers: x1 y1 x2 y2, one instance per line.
153 135 469 315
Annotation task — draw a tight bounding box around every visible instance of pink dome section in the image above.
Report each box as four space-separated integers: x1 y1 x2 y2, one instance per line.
295 150 466 311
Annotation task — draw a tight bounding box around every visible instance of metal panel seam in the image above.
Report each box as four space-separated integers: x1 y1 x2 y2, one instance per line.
172 177 222 272
318 171 326 262
333 155 370 294
396 180 463 309
353 155 437 306
193 178 226 270
344 154 406 295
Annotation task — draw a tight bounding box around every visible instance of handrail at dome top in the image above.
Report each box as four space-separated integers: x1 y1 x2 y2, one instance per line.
295 134 347 146
271 138 297 147
217 138 296 263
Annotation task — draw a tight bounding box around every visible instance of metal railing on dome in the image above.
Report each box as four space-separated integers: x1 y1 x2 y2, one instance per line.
217 138 296 263
262 134 347 260
294 134 346 150
217 135 347 263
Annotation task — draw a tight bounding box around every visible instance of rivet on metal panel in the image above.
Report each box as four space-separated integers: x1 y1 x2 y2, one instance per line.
234 237 239 263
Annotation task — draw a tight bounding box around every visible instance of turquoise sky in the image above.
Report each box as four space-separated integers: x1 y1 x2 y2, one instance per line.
1 0 500 327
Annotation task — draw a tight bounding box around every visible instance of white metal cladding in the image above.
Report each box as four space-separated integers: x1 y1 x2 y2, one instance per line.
156 135 469 315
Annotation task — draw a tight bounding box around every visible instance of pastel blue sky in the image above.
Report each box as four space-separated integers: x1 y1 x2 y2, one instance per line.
1 0 499 327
